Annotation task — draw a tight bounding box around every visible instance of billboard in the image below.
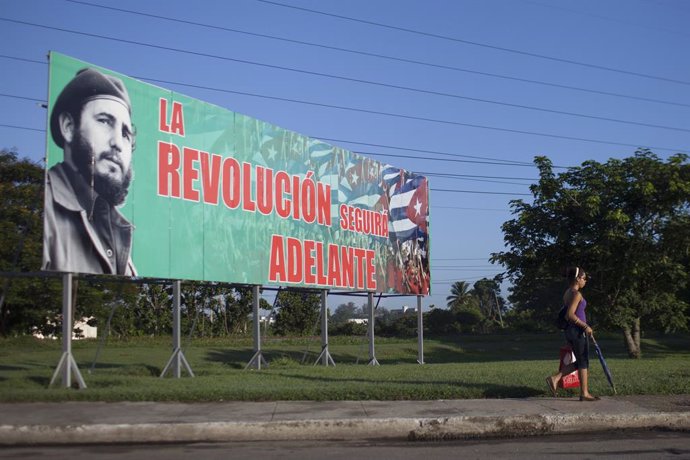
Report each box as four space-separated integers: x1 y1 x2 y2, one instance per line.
42 52 430 295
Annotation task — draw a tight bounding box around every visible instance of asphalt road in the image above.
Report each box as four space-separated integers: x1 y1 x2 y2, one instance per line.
2 430 689 460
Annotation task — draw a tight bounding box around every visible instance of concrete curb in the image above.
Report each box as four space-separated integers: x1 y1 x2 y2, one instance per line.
1 412 688 445
410 412 690 440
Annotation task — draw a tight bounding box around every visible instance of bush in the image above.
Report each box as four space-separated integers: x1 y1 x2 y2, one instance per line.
503 309 551 333
425 309 461 336
378 315 417 338
455 303 484 333
330 321 367 336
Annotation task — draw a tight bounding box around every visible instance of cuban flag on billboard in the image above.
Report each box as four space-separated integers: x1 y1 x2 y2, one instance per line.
254 124 285 169
307 139 334 177
388 175 429 242
382 166 404 192
340 157 382 209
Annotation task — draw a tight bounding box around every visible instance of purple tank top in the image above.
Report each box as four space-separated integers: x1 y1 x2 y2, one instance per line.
575 297 587 323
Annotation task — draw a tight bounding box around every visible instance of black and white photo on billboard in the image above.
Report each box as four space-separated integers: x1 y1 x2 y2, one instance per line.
43 67 137 275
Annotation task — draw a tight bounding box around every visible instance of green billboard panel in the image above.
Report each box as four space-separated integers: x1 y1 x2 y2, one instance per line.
43 52 430 295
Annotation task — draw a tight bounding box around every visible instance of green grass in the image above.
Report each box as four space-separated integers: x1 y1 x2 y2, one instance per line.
0 333 688 402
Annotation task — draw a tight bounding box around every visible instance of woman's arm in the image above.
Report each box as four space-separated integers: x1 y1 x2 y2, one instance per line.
566 290 593 335
566 291 581 323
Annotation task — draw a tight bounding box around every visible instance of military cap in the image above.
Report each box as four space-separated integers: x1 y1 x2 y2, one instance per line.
50 67 131 148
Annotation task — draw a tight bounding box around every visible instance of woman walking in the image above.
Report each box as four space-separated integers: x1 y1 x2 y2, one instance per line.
546 266 599 401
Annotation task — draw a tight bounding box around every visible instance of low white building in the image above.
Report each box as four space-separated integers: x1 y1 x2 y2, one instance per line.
347 318 368 325
259 315 276 325
32 317 97 340
389 305 417 316
73 317 97 339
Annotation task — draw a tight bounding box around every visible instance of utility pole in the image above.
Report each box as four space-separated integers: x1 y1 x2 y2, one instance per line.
493 289 504 328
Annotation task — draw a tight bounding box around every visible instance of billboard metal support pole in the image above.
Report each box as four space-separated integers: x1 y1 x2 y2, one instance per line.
314 290 335 366
367 292 379 366
246 285 268 370
417 295 424 364
161 280 194 378
49 273 86 389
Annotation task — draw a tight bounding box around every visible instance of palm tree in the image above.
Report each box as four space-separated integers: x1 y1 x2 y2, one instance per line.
446 281 472 309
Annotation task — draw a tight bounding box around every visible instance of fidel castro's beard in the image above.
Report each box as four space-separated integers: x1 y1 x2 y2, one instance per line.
72 129 133 207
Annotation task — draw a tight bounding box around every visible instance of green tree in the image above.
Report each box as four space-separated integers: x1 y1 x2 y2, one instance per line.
470 278 506 330
378 313 416 338
135 283 172 336
446 281 472 309
331 301 360 325
493 150 690 357
273 290 320 336
220 286 269 335
425 308 459 335
454 302 484 333
0 149 63 336
81 279 143 338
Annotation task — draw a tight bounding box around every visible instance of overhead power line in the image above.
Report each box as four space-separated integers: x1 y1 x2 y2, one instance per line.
6 21 690 132
434 258 492 261
0 119 535 196
0 123 44 133
256 0 690 87
0 116 530 171
434 205 509 212
640 0 690 13
431 188 531 196
422 173 531 187
0 93 44 103
1 71 686 158
433 268 503 272
0 75 551 169
4 18 686 134
0 123 531 197
137 78 688 153
0 54 44 65
359 151 538 168
434 275 503 283
0 58 686 155
0 89 539 168
419 171 535 181
67 0 690 109
525 0 690 39
434 265 497 268
2 18 689 149
321 138 536 167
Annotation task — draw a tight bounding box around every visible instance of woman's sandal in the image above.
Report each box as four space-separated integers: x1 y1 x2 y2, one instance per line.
579 395 600 401
545 377 557 397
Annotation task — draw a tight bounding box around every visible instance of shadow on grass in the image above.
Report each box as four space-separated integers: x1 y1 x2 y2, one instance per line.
417 335 566 363
206 348 332 369
0 364 28 371
28 376 50 386
204 334 689 367
205 339 593 366
206 347 402 368
207 348 262 369
204 336 565 367
83 362 161 377
269 370 542 399
421 333 681 362
637 335 690 358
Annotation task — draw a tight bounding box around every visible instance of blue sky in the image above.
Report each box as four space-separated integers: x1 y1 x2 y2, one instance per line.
1 0 688 311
